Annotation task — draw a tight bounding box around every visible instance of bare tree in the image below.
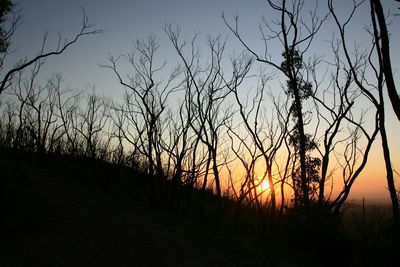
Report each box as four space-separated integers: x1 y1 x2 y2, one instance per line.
75 88 110 159
159 97 200 208
8 53 61 154
225 61 291 216
369 0 400 122
102 35 182 203
0 5 100 96
52 74 81 155
0 97 17 147
0 0 19 65
307 40 357 204
328 0 399 227
166 25 234 207
224 0 328 208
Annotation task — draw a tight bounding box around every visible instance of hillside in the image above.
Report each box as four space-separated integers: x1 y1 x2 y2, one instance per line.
2 151 399 266
0 152 296 267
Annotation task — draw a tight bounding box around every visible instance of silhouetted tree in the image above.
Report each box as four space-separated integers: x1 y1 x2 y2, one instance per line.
281 48 322 206
52 74 81 155
329 0 399 227
0 97 17 147
166 25 233 207
102 35 182 204
369 0 400 122
0 0 14 53
159 96 201 208
224 0 328 209
309 42 355 204
0 4 100 95
225 63 290 216
76 88 111 159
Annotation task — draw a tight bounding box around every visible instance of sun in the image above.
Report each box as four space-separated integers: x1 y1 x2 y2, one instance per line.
260 180 269 191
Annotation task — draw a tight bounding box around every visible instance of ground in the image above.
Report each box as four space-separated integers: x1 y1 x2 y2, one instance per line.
1 156 297 266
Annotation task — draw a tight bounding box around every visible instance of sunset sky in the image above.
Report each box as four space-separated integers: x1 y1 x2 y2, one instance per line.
8 0 400 203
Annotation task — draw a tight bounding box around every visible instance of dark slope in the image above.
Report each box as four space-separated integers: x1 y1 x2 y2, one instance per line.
0 153 291 267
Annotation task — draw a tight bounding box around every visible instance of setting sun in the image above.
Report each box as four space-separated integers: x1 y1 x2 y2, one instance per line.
261 180 269 191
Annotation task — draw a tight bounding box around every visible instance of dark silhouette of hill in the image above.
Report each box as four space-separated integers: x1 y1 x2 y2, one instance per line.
0 149 299 266
1 149 398 266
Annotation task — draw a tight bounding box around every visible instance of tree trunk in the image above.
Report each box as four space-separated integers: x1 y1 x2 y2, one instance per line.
372 0 400 122
293 88 309 208
266 163 276 214
378 100 399 227
318 153 329 203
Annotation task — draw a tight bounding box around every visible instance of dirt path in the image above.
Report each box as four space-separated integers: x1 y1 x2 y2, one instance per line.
1 163 277 266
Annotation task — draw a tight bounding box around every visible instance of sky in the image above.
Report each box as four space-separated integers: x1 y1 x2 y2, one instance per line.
11 0 267 95
6 0 400 203
10 1 400 95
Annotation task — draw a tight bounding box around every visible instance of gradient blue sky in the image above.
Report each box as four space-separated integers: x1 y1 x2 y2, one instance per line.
12 0 267 94
11 1 399 94
8 0 400 202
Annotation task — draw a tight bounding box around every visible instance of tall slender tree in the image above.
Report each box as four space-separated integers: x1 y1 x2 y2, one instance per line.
224 0 328 208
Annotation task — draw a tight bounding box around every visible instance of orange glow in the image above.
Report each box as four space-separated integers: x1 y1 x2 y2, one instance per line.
260 180 269 191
